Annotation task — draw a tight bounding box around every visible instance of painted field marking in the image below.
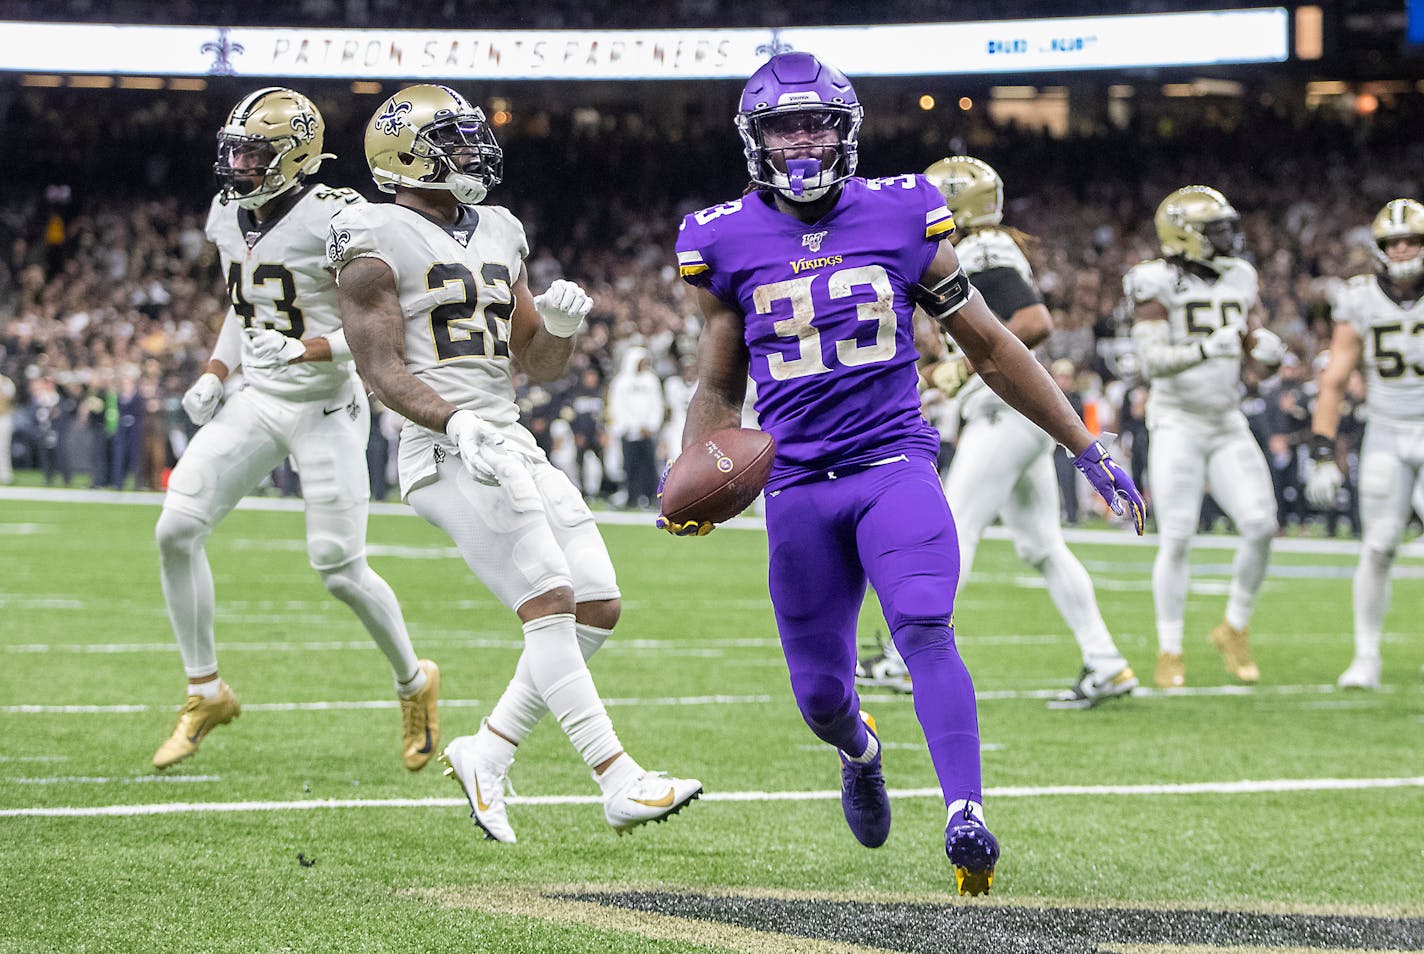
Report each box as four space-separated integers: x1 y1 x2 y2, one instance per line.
0 682 1391 716
4 775 1421 818
10 775 220 785
4 485 1420 557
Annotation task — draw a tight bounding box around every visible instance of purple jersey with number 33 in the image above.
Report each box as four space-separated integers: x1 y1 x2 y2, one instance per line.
677 175 956 489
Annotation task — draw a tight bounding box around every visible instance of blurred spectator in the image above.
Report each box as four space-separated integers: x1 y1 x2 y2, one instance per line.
0 369 13 484
607 345 664 509
1051 359 1084 525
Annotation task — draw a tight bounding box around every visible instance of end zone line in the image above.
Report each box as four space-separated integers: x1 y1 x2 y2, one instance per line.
4 775 1421 818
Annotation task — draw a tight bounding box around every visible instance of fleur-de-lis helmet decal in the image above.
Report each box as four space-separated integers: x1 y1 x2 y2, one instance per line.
363 85 504 206
215 87 335 209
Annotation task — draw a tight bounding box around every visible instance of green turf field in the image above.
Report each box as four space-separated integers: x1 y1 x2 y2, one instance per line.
1 492 1421 952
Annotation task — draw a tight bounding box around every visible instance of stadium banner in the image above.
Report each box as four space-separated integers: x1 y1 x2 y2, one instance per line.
0 9 1288 80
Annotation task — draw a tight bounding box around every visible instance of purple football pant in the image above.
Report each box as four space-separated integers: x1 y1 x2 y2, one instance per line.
765 455 983 806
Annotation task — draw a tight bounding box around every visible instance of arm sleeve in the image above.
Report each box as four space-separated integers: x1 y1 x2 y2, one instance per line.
1131 319 1203 378
210 309 244 370
972 266 1041 321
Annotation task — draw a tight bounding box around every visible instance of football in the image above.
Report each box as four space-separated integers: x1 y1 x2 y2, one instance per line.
660 428 776 526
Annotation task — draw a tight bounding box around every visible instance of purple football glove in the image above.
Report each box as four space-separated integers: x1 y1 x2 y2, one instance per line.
1072 439 1146 535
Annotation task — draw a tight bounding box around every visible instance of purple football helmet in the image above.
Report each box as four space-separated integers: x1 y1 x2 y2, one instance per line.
736 52 863 204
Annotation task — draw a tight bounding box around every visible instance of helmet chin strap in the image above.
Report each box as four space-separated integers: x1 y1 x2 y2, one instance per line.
1386 256 1424 282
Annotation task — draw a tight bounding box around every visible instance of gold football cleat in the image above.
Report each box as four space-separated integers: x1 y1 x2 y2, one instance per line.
1208 621 1259 683
400 659 441 772
1154 652 1186 689
152 683 241 770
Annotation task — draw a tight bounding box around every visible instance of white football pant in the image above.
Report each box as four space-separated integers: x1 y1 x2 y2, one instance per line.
156 382 420 686
1352 418 1424 663
945 411 1124 669
1147 409 1277 652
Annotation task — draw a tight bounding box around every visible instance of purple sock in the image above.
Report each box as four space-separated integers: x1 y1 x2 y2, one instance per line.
895 620 982 805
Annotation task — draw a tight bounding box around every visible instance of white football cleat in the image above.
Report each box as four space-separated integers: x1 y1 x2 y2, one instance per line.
439 733 517 843
855 638 912 694
1337 655 1381 691
602 770 702 835
1048 659 1138 709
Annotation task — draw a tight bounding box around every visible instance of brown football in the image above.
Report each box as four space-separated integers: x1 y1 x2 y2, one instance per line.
660 428 776 525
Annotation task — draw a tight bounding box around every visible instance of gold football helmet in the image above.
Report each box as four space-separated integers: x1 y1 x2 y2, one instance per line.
923 156 1003 229
1154 186 1242 264
215 87 331 209
1370 198 1424 281
364 84 503 205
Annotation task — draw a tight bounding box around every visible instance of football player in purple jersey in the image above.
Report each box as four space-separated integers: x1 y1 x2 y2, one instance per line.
663 52 1145 895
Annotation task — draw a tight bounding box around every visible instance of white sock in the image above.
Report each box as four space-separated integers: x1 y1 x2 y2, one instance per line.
522 613 623 770
320 559 421 687
188 679 221 699
156 508 219 679
487 621 614 746
396 667 427 698
1153 536 1190 655
1225 528 1272 631
476 720 518 767
1036 545 1121 665
595 751 644 796
1353 545 1391 660
843 731 880 764
946 799 985 826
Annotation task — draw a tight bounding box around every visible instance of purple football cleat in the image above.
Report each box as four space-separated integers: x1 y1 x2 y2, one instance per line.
839 712 891 848
946 804 999 896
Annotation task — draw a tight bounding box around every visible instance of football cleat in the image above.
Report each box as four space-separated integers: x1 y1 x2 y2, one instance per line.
854 637 912 694
1048 661 1138 709
602 769 703 835
839 712 891 848
399 659 441 771
440 731 517 843
1208 621 1260 683
1154 651 1186 689
152 683 241 770
1337 654 1381 691
946 805 999 896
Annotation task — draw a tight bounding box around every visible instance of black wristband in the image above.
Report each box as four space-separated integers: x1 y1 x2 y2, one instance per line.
1311 434 1335 461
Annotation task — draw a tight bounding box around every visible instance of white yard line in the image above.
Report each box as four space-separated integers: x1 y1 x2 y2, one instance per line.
4 775 1421 818
4 485 1419 556
0 682 1379 715
11 775 220 785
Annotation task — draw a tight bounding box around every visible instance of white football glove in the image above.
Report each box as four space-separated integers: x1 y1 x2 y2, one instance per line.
1200 325 1243 360
181 372 224 426
445 409 506 486
246 328 307 367
1248 328 1286 366
533 279 593 338
1305 458 1345 509
927 356 972 398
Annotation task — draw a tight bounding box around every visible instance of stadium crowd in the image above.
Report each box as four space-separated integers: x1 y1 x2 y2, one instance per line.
2 89 1421 538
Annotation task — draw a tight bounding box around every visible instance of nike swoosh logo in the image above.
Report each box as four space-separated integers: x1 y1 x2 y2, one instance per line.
631 787 677 809
321 406 342 416
415 727 433 755
186 719 208 744
473 776 492 813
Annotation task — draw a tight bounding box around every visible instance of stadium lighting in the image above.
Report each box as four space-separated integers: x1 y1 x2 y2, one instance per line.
918 94 936 110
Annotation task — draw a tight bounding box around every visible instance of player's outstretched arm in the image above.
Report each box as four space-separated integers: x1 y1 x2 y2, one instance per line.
929 244 1092 455
338 257 460 432
927 243 1145 532
1305 320 1362 507
682 287 749 450
509 269 586 383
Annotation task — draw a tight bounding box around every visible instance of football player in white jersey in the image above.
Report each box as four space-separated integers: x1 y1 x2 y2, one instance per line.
856 157 1137 708
330 85 701 841
152 88 438 772
1126 186 1287 689
1307 199 1424 690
